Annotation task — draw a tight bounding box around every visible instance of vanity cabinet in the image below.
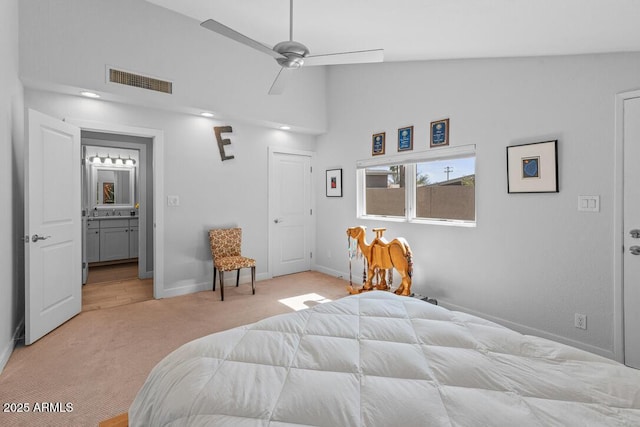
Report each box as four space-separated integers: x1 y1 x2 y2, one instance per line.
86 220 101 263
129 223 139 258
88 218 139 263
100 219 130 261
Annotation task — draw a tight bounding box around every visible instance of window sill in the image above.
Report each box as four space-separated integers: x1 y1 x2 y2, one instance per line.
357 214 476 228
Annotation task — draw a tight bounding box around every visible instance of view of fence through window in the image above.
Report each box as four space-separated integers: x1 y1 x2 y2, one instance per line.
365 165 406 216
365 156 475 222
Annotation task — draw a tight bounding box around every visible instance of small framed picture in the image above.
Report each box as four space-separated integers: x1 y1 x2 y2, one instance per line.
507 140 558 193
372 132 386 156
103 182 115 204
326 168 343 197
398 126 414 152
430 118 450 147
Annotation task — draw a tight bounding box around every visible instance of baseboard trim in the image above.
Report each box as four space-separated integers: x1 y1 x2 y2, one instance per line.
160 272 269 299
441 301 615 360
0 317 24 374
313 265 349 281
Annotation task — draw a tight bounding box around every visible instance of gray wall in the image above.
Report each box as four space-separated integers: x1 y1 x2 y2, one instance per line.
0 0 25 372
314 53 640 359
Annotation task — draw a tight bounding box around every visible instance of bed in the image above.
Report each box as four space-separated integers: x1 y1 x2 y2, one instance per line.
129 292 640 426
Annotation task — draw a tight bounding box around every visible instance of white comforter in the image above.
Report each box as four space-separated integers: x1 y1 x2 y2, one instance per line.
129 292 640 426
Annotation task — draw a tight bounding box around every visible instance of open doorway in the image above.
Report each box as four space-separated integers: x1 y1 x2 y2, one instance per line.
81 131 154 310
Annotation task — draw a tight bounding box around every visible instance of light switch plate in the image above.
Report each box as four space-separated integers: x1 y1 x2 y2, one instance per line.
167 195 180 207
578 195 599 212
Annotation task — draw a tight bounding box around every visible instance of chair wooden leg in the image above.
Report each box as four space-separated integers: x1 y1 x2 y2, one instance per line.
219 270 224 301
213 267 217 291
236 269 240 287
251 266 256 295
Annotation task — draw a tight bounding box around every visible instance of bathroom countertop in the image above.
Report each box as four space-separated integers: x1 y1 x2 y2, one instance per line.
88 215 139 220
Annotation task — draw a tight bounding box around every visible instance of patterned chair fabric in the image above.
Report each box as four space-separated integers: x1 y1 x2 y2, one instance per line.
209 228 256 301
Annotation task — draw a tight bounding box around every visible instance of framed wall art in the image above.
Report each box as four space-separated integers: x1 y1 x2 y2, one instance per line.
326 168 343 197
397 126 414 152
430 118 450 147
506 140 558 193
372 132 385 156
103 182 115 204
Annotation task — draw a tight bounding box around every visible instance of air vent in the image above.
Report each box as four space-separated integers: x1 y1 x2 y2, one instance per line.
108 68 172 94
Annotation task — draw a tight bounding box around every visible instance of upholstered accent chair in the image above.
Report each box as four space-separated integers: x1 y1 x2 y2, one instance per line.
208 228 256 301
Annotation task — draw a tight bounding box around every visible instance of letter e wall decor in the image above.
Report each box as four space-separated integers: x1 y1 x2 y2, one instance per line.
214 126 235 161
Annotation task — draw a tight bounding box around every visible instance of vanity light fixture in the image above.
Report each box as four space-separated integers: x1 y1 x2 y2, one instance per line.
88 153 136 166
200 112 215 118
80 91 101 98
279 125 291 130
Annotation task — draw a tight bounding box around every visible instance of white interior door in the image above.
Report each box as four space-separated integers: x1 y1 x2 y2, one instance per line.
25 109 82 345
624 95 640 368
269 150 312 276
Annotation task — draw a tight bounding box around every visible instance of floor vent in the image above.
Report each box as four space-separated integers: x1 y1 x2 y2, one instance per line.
108 68 173 94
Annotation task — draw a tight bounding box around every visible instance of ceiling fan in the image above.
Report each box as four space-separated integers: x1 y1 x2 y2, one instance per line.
200 0 384 94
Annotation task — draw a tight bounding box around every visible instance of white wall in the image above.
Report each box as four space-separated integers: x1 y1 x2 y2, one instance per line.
25 89 316 297
314 53 640 358
0 0 25 372
19 0 327 134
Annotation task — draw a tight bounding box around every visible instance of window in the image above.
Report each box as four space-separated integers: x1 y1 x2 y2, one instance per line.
364 165 406 217
357 145 476 226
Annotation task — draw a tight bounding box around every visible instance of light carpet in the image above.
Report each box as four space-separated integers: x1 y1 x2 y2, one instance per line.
0 271 350 426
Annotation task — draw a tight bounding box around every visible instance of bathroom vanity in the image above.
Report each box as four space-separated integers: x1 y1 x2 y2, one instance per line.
86 217 139 263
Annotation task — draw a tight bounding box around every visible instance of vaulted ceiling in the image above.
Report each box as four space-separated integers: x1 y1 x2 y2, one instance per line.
146 0 640 63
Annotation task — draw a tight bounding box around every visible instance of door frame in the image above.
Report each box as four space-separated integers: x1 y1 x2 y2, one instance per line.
267 147 315 278
614 88 640 363
81 136 151 280
68 118 165 298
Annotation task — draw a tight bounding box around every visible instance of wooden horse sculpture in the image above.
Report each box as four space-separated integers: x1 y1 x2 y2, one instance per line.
346 226 413 296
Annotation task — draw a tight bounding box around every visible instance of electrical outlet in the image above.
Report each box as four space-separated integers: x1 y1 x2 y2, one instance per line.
575 313 587 330
167 195 180 207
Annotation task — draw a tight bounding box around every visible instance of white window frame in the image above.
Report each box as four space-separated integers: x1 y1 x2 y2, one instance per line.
356 144 476 227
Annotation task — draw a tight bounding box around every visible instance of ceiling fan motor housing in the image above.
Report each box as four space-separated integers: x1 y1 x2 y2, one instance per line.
274 40 309 68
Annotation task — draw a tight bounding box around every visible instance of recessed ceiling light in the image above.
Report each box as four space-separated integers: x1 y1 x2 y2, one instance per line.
279 125 291 130
200 112 214 118
80 91 100 98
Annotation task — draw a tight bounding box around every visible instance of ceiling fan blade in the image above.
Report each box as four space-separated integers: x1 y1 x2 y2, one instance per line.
269 67 295 95
303 49 384 67
200 19 285 60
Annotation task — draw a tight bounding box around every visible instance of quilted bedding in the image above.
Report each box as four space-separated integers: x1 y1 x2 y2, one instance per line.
129 292 640 426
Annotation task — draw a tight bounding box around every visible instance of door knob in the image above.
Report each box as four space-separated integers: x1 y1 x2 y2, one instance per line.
630 246 640 255
31 234 51 243
631 229 640 239
274 218 284 224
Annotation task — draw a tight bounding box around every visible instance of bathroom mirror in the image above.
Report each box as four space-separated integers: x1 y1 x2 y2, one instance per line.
90 164 135 208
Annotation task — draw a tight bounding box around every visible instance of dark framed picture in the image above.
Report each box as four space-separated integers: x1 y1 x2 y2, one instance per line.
372 132 385 156
326 168 342 197
398 126 414 152
507 140 558 193
430 118 450 147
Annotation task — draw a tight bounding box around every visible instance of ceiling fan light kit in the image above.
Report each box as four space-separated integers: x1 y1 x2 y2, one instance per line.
200 0 383 94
